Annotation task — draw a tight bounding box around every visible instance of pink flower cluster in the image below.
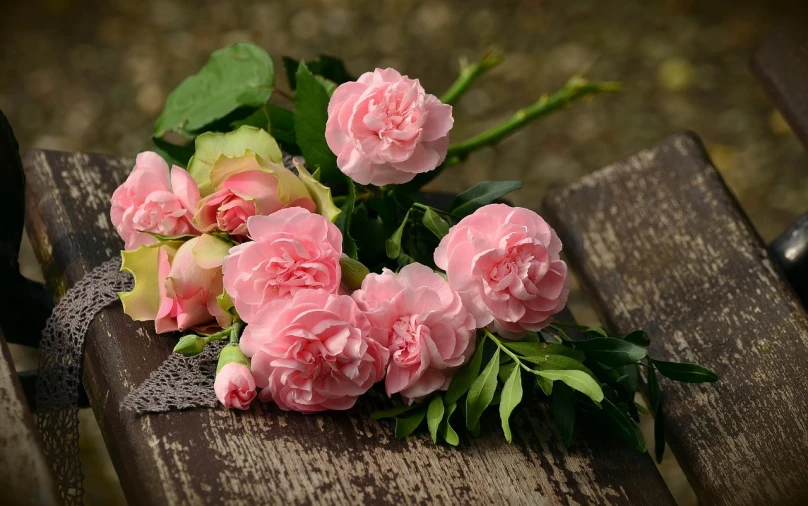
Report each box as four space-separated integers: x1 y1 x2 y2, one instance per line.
112 68 569 414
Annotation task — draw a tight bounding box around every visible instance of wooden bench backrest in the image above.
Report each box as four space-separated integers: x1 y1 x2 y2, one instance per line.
545 132 808 505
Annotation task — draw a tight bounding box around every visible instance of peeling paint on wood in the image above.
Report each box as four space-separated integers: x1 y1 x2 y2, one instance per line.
544 132 808 506
23 149 674 506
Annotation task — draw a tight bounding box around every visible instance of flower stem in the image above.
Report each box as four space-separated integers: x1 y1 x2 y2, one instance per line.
229 321 244 344
440 49 504 105
444 76 622 165
485 329 534 374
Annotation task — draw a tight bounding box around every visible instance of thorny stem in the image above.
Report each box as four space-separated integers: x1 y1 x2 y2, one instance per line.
444 77 622 165
440 49 504 105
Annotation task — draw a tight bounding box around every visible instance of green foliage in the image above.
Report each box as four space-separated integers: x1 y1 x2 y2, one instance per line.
155 43 274 139
294 62 340 183
465 348 500 430
445 339 485 404
283 55 354 90
427 395 445 443
334 179 358 258
651 359 718 383
499 364 523 442
450 181 523 217
552 382 576 447
422 207 451 239
385 208 411 259
602 399 647 452
573 337 647 366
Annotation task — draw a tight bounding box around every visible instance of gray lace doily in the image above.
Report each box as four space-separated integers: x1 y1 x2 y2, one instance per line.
121 340 223 412
36 257 132 506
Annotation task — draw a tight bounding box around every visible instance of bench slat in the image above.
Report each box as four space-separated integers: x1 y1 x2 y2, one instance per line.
544 132 808 506
0 329 61 505
23 149 673 505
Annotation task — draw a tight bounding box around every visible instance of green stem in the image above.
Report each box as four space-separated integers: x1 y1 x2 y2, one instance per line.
444 77 622 164
485 329 534 374
229 320 244 344
548 325 574 342
440 49 504 105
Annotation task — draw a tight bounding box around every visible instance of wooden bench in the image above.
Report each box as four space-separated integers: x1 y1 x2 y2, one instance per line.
22 148 674 505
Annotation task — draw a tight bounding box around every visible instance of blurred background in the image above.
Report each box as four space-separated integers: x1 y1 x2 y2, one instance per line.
2 0 806 504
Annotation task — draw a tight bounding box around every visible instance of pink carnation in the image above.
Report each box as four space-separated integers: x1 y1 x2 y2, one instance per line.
352 263 476 402
222 208 342 323
240 289 389 413
111 151 200 249
325 68 453 186
214 362 257 410
434 204 569 337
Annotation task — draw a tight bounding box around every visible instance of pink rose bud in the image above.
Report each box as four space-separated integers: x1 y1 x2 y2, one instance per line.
110 151 200 249
194 152 315 237
434 204 570 337
240 289 389 413
352 263 476 402
222 208 343 323
214 362 257 410
325 68 454 186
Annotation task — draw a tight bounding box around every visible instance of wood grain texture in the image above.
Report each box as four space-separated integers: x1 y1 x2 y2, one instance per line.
751 14 808 149
544 132 808 506
0 328 61 506
22 149 673 506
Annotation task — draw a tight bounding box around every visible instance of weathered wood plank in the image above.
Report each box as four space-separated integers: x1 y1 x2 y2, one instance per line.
23 149 674 505
751 14 808 149
544 132 808 506
0 328 61 506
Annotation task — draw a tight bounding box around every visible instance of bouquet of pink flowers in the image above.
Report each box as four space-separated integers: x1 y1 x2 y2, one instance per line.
110 43 715 454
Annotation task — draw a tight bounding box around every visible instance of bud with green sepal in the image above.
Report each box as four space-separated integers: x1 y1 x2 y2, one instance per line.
174 334 207 356
216 343 251 374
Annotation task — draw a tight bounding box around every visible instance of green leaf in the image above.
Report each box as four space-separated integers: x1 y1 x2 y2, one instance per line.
499 361 517 383
584 327 609 338
647 366 665 462
268 105 298 153
574 337 647 367
151 137 194 168
143 231 199 243
385 208 411 259
499 364 523 442
439 402 460 446
623 329 651 347
427 395 445 443
294 62 340 183
535 376 553 396
465 348 500 429
521 354 596 378
534 370 604 403
422 207 450 239
229 107 270 130
505 341 586 362
445 339 486 404
552 382 576 447
334 178 358 259
634 402 650 415
395 407 427 439
651 360 718 383
283 55 354 90
155 43 274 138
450 181 523 217
602 398 647 452
371 404 414 420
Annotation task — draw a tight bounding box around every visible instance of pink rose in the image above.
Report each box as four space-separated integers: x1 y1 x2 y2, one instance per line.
111 151 200 249
214 362 257 410
222 208 342 323
240 289 389 413
155 235 233 333
194 152 315 237
352 263 476 402
325 68 454 186
434 204 569 337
